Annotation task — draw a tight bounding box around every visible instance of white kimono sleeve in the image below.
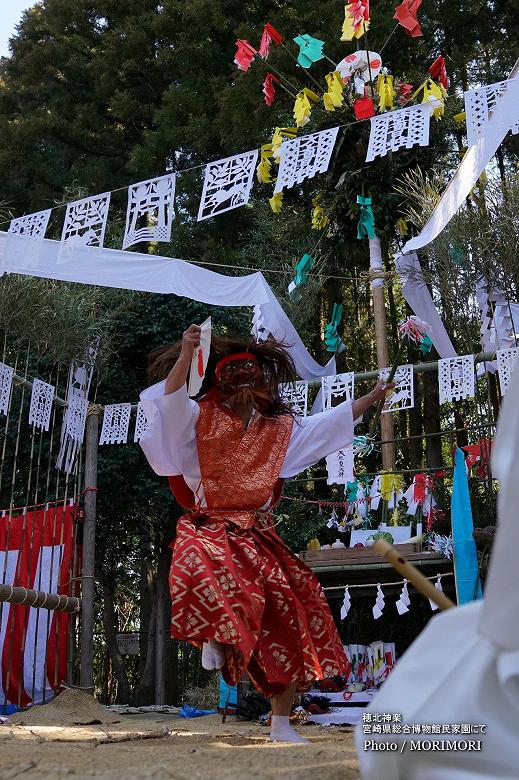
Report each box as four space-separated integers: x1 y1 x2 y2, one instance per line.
280 401 356 478
139 380 200 476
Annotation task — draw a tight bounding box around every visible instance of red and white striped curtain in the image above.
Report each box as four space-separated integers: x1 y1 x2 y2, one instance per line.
0 505 78 707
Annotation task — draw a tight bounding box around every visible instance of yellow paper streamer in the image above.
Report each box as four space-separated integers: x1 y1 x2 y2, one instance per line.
323 71 345 111
269 192 283 213
294 88 320 127
453 111 466 126
341 3 370 41
380 473 404 502
377 74 394 112
311 198 329 230
256 144 273 183
271 126 298 159
422 80 446 120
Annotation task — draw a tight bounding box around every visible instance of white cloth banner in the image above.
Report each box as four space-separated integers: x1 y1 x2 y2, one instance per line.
0 231 335 381
394 252 457 358
401 76 519 254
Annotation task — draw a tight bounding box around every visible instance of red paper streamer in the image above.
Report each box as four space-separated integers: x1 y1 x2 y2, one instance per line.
234 39 257 71
259 22 284 59
393 0 423 38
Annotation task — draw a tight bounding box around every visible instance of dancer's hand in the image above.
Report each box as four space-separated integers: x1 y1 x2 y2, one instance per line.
368 380 395 404
181 324 202 358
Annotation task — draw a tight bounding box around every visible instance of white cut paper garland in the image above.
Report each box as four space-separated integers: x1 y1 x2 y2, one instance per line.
321 372 355 411
279 380 308 416
8 209 52 239
340 586 351 620
366 104 431 162
274 127 340 193
197 150 258 221
496 347 519 396
379 364 414 412
0 363 15 417
438 355 475 403
60 193 111 251
464 78 519 147
372 584 385 620
134 401 150 443
429 575 444 611
99 403 132 445
123 174 176 249
65 395 89 444
395 580 411 615
28 379 55 432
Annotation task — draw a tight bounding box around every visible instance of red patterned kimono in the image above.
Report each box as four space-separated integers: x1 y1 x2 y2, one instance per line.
168 399 349 697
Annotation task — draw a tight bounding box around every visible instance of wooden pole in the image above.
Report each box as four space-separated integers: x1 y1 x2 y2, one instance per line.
369 237 395 469
372 539 455 610
80 409 99 693
0 583 80 613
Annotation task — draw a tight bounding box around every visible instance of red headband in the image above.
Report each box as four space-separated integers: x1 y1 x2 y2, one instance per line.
215 352 258 379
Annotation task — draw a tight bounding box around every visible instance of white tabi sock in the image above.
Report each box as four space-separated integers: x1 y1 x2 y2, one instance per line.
269 715 309 744
201 640 225 671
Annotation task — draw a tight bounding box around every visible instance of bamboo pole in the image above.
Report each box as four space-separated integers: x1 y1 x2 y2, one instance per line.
369 237 395 469
372 539 455 610
0 583 80 613
80 410 99 693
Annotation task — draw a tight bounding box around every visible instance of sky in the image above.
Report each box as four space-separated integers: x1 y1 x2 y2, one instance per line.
0 1 37 57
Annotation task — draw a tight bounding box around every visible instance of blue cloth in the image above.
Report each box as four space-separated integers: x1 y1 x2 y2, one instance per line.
178 704 217 718
451 448 483 604
219 678 238 709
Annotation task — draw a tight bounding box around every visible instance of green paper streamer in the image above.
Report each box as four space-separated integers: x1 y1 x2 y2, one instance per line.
356 194 376 240
293 34 325 68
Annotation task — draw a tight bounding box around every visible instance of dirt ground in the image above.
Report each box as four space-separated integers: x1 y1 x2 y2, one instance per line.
0 713 361 780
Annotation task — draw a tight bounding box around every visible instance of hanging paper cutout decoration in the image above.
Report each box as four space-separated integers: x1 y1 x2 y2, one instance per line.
379 364 414 412
256 144 273 183
56 343 97 473
234 40 256 71
340 586 351 620
341 0 370 41
356 195 376 239
422 80 446 119
395 580 411 615
398 81 414 104
134 402 150 443
188 317 211 397
197 150 258 221
323 71 345 111
372 584 385 620
464 79 519 147
497 347 519 395
122 174 175 250
365 103 432 162
326 446 354 485
279 380 308 416
60 193 111 251
438 355 475 403
9 209 51 240
293 34 325 68
377 73 394 111
269 192 283 213
288 253 315 295
354 95 376 120
263 73 279 106
274 127 339 193
28 379 55 432
428 56 449 89
337 51 381 87
324 303 346 353
321 372 355 411
100 403 132 445
311 198 329 230
293 87 320 127
429 574 445 611
393 0 423 37
403 474 437 529
259 23 283 58
0 363 14 417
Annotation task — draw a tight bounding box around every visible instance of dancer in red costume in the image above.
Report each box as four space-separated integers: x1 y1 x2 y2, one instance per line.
140 324 390 742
